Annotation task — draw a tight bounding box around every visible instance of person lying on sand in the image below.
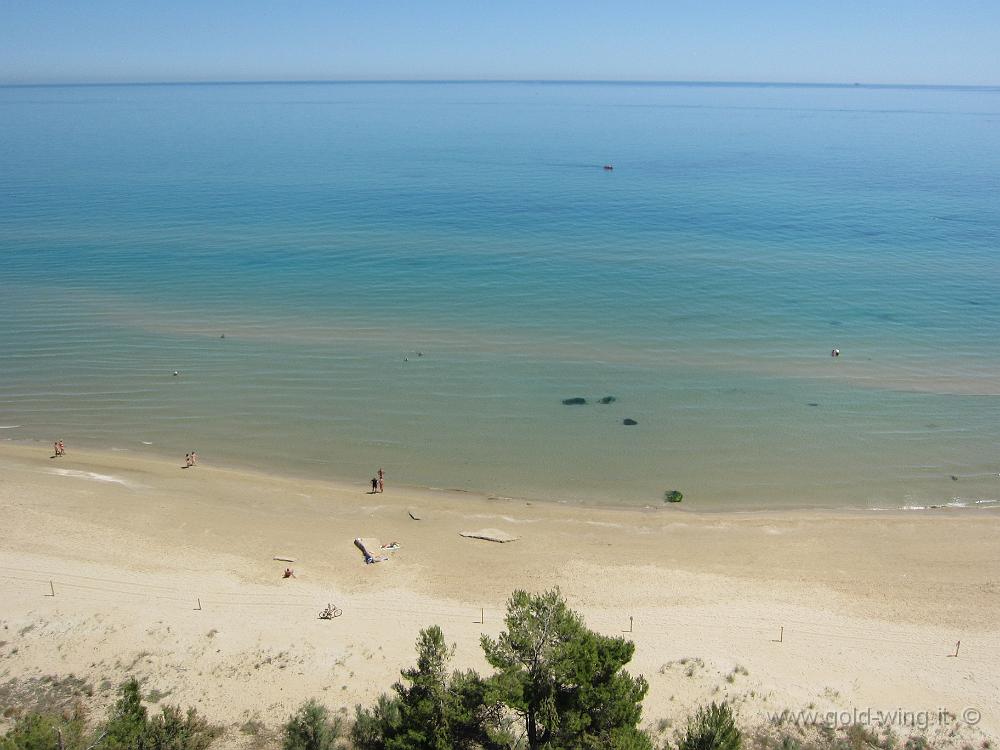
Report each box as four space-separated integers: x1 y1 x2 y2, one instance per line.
283 568 296 579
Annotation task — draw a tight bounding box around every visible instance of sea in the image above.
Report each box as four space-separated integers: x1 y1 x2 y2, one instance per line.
2 81 999 510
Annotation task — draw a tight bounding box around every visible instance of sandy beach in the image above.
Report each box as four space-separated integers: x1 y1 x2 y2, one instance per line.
1 442 998 747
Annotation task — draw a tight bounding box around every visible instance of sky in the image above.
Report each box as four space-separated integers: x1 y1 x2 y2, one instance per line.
1 0 998 86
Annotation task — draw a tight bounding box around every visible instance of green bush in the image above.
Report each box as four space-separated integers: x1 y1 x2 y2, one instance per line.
678 702 741 750
144 705 220 750
101 679 148 750
282 701 341 750
351 695 402 750
98 679 219 750
0 712 86 750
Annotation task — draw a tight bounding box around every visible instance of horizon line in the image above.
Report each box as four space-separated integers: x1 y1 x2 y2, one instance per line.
1 78 998 91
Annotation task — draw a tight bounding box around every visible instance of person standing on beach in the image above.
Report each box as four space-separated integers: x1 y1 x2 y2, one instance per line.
185 453 191 468
371 477 378 494
58 440 65 456
191 451 198 466
378 467 384 493
53 441 60 457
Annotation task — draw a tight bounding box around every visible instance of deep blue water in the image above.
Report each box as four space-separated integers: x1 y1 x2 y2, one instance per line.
2 82 999 509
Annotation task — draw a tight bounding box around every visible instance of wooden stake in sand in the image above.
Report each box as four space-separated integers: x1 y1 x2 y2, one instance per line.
772 626 783 643
951 640 961 657
195 598 202 611
48 580 55 597
624 616 633 633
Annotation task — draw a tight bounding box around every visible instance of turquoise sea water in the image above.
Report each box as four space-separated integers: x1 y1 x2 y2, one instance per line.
2 81 999 509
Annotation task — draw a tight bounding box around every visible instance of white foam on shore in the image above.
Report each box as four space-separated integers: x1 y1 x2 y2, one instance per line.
870 497 999 512
0 425 21 429
47 468 136 488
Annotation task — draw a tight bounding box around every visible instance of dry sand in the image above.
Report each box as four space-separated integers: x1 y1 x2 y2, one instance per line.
1 443 997 747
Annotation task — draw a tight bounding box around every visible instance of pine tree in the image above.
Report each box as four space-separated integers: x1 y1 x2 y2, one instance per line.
355 626 493 750
481 588 652 750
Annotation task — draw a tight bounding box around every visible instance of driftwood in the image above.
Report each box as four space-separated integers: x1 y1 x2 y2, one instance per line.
459 528 519 543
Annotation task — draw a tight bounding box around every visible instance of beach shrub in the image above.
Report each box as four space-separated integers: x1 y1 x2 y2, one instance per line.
101 679 148 750
0 712 87 750
351 695 402 750
677 702 741 750
664 490 684 503
481 588 653 750
97 679 219 750
282 701 341 750
143 705 220 750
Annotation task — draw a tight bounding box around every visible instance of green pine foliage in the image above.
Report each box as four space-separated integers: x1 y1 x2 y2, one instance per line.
677 702 742 750
351 590 652 749
99 679 220 750
282 700 341 750
351 626 492 750
480 588 652 750
350 694 403 750
0 679 220 750
101 679 148 750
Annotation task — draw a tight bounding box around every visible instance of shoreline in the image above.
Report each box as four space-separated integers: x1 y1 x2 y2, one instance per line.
4 437 998 517
2 442 998 746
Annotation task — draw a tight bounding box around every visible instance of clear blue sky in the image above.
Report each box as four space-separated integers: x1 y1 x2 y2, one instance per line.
1 0 997 86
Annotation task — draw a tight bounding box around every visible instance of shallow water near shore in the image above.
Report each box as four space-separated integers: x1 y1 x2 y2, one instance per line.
2 81 999 509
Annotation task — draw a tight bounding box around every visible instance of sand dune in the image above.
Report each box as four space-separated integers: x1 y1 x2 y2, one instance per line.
1 443 997 747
